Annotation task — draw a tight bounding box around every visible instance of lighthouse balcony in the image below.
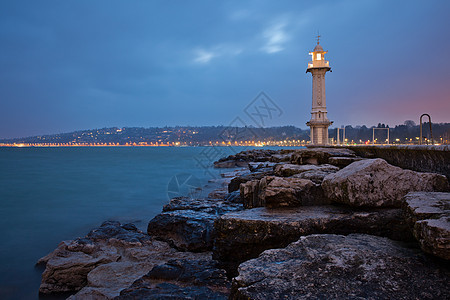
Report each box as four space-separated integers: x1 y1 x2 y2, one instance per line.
307 60 330 69
306 120 333 126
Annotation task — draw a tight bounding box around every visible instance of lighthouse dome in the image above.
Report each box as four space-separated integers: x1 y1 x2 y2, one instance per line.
313 44 323 52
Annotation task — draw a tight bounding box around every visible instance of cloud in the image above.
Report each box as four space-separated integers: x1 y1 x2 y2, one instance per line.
192 45 242 64
261 21 289 54
193 49 216 63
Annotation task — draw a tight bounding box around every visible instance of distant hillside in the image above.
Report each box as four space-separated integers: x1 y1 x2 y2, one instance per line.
0 126 309 146
1 122 449 146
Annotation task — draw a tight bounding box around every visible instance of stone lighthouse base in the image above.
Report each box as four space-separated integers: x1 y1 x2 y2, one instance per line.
307 120 333 145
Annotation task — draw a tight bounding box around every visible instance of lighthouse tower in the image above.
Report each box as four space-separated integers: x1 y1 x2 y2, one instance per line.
306 36 333 145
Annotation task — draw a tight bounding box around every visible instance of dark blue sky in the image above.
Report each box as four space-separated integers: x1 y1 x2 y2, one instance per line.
1 0 449 139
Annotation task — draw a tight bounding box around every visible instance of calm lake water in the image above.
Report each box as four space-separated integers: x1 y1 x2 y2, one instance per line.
0 146 298 299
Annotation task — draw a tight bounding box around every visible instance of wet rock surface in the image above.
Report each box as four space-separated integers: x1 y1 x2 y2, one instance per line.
213 206 410 276
162 196 242 214
117 259 230 299
224 190 242 203
231 234 450 300
322 158 450 207
403 192 450 259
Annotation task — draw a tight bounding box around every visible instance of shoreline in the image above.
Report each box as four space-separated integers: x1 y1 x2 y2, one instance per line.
36 147 450 299
1 143 446 148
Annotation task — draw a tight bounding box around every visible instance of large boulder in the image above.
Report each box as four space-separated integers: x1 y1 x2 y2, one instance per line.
322 158 449 207
148 195 243 252
403 192 450 260
274 163 339 177
262 177 327 208
240 176 327 209
291 147 356 165
148 210 216 252
213 206 410 276
231 234 450 300
117 259 230 299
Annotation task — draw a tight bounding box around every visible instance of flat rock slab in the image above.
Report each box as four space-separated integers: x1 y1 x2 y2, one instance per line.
404 192 450 223
213 206 410 276
404 192 450 259
231 234 450 300
162 196 242 214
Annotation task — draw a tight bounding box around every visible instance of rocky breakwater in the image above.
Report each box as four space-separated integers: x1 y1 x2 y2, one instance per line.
38 169 246 299
213 147 450 298
38 147 450 299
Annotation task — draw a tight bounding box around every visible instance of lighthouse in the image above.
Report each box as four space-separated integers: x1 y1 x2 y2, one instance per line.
306 36 333 145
